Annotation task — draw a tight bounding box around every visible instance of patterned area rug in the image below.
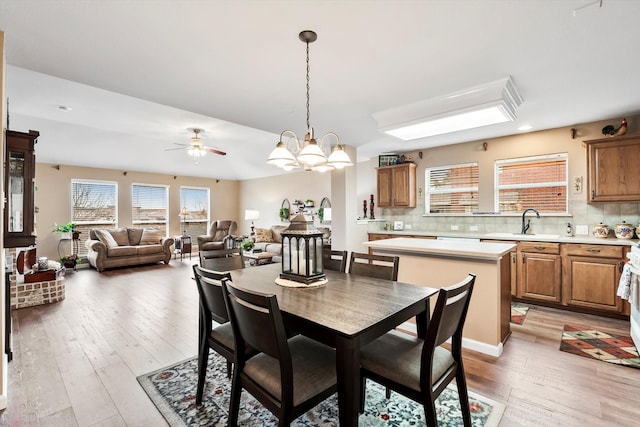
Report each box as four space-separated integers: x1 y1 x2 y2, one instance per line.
510 302 529 325
560 324 640 368
138 354 505 426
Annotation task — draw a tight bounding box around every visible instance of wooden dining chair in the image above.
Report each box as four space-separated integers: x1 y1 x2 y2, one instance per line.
348 251 399 281
359 274 476 426
322 248 348 273
222 281 337 426
199 247 245 271
192 265 236 405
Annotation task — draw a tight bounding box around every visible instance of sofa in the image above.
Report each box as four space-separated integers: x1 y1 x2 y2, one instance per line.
253 225 331 262
197 220 238 251
85 227 174 272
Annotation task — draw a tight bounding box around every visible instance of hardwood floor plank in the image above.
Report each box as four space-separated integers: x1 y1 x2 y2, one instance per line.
5 261 640 426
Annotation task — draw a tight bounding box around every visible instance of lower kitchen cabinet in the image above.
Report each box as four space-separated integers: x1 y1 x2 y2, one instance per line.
517 242 562 303
561 244 625 313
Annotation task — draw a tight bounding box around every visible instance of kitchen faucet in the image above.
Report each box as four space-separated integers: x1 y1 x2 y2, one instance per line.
521 208 540 234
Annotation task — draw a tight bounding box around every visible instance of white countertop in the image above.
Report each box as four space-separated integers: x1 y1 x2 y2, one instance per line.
368 230 640 247
363 237 516 261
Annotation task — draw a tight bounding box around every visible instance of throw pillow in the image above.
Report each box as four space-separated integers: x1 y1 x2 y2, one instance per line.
94 229 119 249
128 228 143 246
110 228 130 246
255 228 273 243
140 228 163 245
271 225 288 243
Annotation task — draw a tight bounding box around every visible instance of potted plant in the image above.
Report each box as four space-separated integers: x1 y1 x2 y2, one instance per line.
305 199 314 208
279 207 290 221
241 239 254 252
317 206 324 222
53 222 76 240
60 255 81 269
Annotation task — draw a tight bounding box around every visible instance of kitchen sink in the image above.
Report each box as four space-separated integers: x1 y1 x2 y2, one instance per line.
484 232 560 239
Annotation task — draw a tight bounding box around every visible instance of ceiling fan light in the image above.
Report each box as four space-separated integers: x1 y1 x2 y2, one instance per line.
327 145 353 169
267 141 297 168
312 164 334 173
187 147 206 157
297 141 327 167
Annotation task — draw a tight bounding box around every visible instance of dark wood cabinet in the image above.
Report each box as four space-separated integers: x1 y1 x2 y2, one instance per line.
4 129 38 248
585 135 640 202
377 163 416 208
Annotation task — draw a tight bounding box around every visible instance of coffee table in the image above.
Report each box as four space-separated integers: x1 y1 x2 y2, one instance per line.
244 251 278 266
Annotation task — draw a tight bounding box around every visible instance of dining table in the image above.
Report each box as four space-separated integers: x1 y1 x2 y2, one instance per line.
229 263 438 427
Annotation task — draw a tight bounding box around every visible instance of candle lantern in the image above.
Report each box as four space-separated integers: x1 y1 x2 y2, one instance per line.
281 214 325 284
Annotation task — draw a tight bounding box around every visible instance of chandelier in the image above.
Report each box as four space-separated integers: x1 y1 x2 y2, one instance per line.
267 30 353 172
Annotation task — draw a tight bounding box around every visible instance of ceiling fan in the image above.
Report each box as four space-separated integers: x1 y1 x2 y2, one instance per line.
165 128 227 164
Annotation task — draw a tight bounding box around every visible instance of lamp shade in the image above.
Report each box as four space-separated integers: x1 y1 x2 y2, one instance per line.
244 209 260 221
267 141 297 168
327 145 353 169
297 141 327 167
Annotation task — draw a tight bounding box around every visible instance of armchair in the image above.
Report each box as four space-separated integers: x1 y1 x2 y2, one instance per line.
197 220 238 251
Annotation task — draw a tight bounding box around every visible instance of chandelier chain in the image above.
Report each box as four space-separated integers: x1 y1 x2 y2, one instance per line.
306 41 311 131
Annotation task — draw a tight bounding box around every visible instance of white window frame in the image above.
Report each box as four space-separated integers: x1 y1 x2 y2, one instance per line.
179 186 211 238
131 183 169 235
425 162 479 215
494 153 569 215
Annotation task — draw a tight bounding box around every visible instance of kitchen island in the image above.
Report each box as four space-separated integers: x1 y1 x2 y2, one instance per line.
363 237 516 357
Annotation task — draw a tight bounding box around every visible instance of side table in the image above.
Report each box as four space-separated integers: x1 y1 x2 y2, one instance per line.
174 235 192 260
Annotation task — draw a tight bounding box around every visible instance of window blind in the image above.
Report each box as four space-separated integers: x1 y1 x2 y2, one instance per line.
495 154 568 213
180 187 210 237
426 163 479 214
71 180 117 224
132 184 168 228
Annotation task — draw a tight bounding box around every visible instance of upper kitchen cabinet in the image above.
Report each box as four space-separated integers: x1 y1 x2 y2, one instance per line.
377 163 417 208
4 129 38 248
585 135 640 202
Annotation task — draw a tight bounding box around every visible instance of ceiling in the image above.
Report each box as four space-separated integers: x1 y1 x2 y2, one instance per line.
1 0 639 180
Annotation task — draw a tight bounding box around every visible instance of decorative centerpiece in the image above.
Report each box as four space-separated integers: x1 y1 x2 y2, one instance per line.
279 214 325 285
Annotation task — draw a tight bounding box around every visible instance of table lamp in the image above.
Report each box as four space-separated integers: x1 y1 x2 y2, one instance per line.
244 209 260 240
179 207 188 235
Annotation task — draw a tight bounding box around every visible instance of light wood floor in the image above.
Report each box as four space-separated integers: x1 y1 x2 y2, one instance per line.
1 260 640 426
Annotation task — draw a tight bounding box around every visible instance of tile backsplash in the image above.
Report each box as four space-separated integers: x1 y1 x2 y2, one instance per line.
376 201 640 236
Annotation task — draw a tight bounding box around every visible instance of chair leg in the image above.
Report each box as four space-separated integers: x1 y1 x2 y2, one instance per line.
359 375 366 413
423 396 438 427
226 360 232 379
228 375 241 427
456 369 472 427
196 345 209 405
385 387 391 399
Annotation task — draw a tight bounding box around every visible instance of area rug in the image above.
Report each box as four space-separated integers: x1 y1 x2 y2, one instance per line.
560 324 640 368
138 353 505 426
510 302 529 325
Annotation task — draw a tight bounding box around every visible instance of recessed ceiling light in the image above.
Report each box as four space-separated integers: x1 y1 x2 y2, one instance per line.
58 105 72 111
518 124 533 131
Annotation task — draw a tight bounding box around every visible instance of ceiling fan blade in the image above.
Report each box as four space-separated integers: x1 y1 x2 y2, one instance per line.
164 146 187 151
205 147 227 156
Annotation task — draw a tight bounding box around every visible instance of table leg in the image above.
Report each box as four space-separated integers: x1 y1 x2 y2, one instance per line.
335 335 360 427
415 298 430 339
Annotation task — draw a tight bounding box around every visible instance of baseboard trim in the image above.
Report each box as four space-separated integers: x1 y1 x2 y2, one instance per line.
397 321 503 357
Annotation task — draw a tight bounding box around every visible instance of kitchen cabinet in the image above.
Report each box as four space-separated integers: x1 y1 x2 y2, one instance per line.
561 244 626 313
4 129 38 248
585 135 640 202
377 163 416 208
517 242 562 303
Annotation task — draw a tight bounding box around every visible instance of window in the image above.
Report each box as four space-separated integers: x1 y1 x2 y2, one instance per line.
180 186 210 238
495 153 568 214
425 162 479 214
71 180 118 255
132 184 169 235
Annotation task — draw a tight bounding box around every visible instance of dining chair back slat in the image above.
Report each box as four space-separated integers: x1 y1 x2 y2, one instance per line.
199 247 244 271
323 249 348 273
348 252 399 281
